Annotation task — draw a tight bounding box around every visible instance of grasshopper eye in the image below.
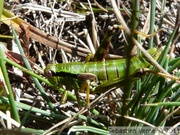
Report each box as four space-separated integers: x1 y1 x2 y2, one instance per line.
45 70 53 78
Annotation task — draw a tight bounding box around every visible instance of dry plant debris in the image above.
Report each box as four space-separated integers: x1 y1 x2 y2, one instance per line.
0 0 179 134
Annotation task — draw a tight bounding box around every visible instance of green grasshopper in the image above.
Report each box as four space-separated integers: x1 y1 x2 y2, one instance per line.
44 47 162 105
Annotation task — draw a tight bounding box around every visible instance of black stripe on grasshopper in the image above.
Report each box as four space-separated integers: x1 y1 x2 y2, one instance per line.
46 70 78 78
45 70 96 82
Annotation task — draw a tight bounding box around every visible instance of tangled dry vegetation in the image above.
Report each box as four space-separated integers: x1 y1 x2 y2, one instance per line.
0 0 180 134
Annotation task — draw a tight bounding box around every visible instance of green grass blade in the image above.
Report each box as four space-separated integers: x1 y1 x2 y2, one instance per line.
148 0 156 48
0 43 20 123
11 26 58 114
0 96 66 119
143 102 180 107
68 126 108 135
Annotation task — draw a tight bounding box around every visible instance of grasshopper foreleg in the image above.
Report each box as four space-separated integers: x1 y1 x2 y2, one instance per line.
79 80 91 106
78 73 97 107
